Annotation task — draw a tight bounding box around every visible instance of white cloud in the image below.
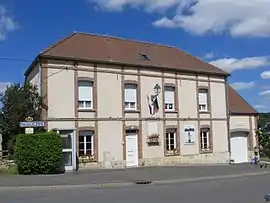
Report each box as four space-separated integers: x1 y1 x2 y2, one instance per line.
88 0 181 12
259 90 270 97
254 104 269 112
209 56 270 73
203 52 215 60
230 81 256 90
254 105 267 109
90 0 270 37
0 6 18 41
261 70 270 79
0 82 11 93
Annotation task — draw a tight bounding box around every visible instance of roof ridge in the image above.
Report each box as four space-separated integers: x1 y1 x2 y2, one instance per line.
229 85 257 113
41 32 77 55
73 31 177 49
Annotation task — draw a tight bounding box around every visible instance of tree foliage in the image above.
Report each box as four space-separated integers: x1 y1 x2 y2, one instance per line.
258 113 270 158
0 82 44 150
258 113 270 129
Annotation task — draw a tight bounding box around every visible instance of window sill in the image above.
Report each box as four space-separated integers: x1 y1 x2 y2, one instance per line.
199 111 210 114
124 110 140 113
78 109 96 112
79 159 97 163
165 110 178 114
200 149 213 154
165 152 180 157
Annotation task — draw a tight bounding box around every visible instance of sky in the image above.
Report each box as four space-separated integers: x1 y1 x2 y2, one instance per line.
0 0 270 112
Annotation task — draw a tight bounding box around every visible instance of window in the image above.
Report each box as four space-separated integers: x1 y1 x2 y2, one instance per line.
124 84 137 110
198 89 208 112
78 81 93 110
200 128 210 151
164 86 175 111
79 130 94 156
139 53 150 61
165 130 176 151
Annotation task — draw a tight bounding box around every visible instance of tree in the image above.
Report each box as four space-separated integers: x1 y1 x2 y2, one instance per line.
258 113 270 129
258 113 270 159
0 82 44 151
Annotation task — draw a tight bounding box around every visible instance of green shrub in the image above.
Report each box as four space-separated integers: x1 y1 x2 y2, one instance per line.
14 132 63 174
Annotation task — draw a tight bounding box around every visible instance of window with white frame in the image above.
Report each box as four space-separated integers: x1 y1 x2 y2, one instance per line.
164 86 175 111
78 81 93 110
79 130 94 156
124 84 137 110
198 89 208 112
165 129 176 151
200 128 210 151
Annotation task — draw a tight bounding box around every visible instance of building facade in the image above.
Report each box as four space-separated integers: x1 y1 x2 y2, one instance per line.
24 32 257 170
228 86 259 163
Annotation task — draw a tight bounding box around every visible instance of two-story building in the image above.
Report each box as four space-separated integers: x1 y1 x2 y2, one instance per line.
24 32 258 171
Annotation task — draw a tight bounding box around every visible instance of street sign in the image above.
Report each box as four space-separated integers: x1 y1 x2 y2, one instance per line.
19 121 46 128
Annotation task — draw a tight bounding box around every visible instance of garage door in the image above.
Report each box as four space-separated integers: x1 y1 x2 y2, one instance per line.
230 134 248 163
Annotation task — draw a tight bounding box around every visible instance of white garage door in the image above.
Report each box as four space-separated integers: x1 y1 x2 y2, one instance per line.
230 134 248 163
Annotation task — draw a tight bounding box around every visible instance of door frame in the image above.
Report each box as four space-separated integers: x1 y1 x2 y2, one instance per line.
56 129 77 172
125 132 139 168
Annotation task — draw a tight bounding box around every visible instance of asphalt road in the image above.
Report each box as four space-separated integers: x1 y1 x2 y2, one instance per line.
0 163 269 187
1 173 270 203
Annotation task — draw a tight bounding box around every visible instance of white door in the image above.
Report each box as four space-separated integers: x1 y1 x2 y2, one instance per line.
126 133 139 167
58 130 76 171
230 135 248 163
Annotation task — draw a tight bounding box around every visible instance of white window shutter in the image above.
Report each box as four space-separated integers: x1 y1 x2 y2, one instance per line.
89 86 93 101
125 85 137 102
165 89 174 103
199 92 207 104
78 81 92 101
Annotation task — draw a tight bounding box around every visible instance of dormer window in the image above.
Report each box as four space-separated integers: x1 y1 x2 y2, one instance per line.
139 53 150 61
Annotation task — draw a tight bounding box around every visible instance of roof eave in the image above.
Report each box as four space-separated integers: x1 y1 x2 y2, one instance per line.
24 55 40 76
230 112 259 116
40 54 230 77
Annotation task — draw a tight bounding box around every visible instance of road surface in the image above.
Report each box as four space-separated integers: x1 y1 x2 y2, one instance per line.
1 172 270 203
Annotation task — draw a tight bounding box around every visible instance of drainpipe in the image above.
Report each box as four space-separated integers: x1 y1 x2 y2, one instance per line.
225 77 231 162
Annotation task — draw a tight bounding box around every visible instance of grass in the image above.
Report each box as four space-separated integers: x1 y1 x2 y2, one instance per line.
0 165 18 175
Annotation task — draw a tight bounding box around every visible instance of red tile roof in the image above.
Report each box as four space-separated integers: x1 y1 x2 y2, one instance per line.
38 32 229 76
228 86 258 115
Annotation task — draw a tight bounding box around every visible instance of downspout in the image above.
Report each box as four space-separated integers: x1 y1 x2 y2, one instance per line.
225 77 231 162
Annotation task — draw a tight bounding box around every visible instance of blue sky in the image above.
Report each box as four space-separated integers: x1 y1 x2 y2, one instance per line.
0 0 270 112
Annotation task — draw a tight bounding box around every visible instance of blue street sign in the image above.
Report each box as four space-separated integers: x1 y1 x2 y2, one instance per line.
19 121 46 128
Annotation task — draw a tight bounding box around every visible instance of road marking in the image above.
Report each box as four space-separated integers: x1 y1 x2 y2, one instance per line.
152 171 270 185
0 171 269 191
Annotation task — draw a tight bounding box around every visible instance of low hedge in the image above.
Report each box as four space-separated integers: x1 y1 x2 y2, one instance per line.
14 132 63 174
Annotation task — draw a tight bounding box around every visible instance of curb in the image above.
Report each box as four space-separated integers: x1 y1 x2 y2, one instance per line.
0 170 269 191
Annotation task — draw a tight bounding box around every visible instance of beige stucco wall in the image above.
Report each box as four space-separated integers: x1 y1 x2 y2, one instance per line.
47 67 75 121
230 115 258 149
27 59 231 168
25 62 41 94
211 83 227 119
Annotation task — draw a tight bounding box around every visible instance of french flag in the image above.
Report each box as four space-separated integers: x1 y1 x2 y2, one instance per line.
148 95 159 115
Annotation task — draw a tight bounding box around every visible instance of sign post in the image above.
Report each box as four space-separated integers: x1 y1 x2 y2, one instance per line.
19 117 46 134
